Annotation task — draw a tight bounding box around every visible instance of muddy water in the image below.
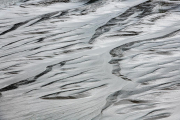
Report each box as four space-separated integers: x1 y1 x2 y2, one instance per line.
0 0 180 120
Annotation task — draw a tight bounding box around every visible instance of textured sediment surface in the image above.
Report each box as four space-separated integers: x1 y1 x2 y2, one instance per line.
1 0 180 120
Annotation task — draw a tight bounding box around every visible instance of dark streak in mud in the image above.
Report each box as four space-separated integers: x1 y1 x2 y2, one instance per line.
0 61 66 92
0 21 28 35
